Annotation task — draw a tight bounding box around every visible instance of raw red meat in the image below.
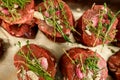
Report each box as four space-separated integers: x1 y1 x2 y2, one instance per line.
60 47 108 80
1 21 38 39
73 5 118 47
14 44 56 80
0 0 34 25
107 50 120 80
35 0 74 42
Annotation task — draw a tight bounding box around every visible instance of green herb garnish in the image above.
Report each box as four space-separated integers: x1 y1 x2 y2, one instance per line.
48 0 71 42
17 41 53 80
63 49 101 79
85 55 99 71
86 3 119 46
38 0 80 42
1 0 30 9
93 4 105 46
82 54 100 80
0 0 30 21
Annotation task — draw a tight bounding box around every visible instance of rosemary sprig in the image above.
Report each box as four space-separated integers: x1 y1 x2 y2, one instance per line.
17 41 53 80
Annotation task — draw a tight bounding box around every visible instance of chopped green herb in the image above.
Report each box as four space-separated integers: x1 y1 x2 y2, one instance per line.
81 53 101 79
85 55 99 71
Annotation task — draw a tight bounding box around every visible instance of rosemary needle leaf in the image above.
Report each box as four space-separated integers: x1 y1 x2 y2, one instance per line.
85 56 99 71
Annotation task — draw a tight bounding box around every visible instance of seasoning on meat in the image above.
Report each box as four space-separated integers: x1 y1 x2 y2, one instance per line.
14 41 56 80
73 3 118 47
34 0 75 42
59 48 108 80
